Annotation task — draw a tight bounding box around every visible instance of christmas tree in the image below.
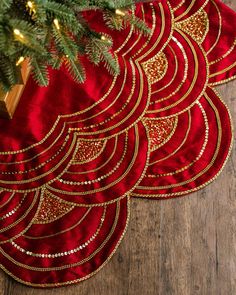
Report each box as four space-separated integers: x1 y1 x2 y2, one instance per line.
0 0 150 92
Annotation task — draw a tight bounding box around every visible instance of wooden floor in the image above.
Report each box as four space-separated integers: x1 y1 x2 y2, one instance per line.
1 1 236 294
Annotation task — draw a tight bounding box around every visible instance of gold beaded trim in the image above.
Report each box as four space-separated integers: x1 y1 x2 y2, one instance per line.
0 201 121 271
11 207 106 258
58 133 128 186
149 110 191 166
150 36 188 104
147 101 209 177
0 194 26 221
0 135 70 175
206 0 222 56
67 137 118 175
0 198 131 287
24 207 92 240
133 87 233 197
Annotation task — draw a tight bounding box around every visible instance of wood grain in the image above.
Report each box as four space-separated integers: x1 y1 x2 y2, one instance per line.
1 1 236 294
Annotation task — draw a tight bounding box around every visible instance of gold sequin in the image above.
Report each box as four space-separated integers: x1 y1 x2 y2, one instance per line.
175 10 209 43
142 52 168 84
73 140 105 164
144 117 177 151
34 191 74 224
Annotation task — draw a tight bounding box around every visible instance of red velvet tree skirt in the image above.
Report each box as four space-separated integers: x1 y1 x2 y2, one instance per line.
0 0 235 287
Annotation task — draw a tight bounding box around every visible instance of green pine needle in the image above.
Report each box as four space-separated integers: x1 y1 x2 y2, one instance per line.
65 58 85 83
0 0 150 92
31 58 49 86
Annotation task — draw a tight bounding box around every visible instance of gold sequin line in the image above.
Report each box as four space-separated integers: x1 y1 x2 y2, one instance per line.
11 207 106 258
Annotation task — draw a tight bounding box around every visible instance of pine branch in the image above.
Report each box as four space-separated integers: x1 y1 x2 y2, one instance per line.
86 36 119 75
31 58 49 86
103 11 124 30
0 55 19 91
103 8 150 36
0 0 13 11
9 19 46 52
39 0 76 23
123 13 151 36
0 0 149 91
64 57 85 83
52 26 78 60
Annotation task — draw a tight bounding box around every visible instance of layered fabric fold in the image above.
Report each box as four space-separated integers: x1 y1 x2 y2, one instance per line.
0 0 235 287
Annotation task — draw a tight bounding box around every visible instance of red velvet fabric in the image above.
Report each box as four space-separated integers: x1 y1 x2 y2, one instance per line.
0 0 235 287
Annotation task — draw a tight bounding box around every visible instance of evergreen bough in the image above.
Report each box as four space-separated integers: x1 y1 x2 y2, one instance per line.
0 0 150 91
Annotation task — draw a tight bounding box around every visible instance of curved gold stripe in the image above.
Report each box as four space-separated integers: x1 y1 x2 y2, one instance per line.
0 198 130 287
151 45 178 94
0 200 121 271
114 7 135 54
137 3 166 62
0 192 15 209
49 126 140 196
121 5 147 57
206 0 222 55
149 110 191 165
147 102 208 176
138 91 223 190
24 207 92 240
132 4 156 58
0 192 37 234
209 60 236 78
150 37 188 103
67 137 118 175
0 134 78 185
209 40 236 65
175 0 209 22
